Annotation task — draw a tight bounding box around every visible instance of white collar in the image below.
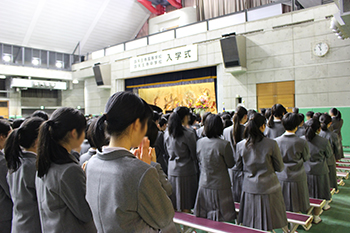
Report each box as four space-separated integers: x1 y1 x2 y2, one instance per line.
102 146 129 153
284 132 295 135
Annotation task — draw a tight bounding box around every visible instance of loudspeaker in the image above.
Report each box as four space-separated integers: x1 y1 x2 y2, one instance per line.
220 36 240 68
92 63 111 87
220 35 246 69
93 65 103 86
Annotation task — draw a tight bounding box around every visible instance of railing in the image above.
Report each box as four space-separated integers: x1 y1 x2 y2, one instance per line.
0 43 79 71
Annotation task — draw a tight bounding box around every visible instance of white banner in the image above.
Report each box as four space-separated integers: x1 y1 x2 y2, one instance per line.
130 44 198 72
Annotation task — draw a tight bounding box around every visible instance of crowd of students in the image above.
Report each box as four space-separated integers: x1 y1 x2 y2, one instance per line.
0 91 345 233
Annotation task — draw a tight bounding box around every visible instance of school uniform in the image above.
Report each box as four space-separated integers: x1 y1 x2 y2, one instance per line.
0 151 13 233
154 131 168 175
194 137 236 222
151 161 172 196
222 124 245 202
319 129 341 190
85 148 174 233
80 139 90 155
301 135 332 201
35 153 96 233
79 148 97 166
196 126 204 139
7 151 41 233
331 117 344 160
164 127 198 210
275 133 311 212
265 120 285 139
295 125 306 137
236 137 287 231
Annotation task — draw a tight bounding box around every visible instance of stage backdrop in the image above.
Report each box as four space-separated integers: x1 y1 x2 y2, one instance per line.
125 67 217 113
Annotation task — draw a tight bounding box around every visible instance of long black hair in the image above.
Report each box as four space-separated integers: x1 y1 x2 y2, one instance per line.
0 120 11 139
281 113 300 131
90 91 152 150
267 104 287 128
37 107 86 178
5 117 44 173
168 106 190 138
319 114 332 131
233 106 247 147
330 108 341 120
244 113 266 148
304 118 320 142
204 114 223 138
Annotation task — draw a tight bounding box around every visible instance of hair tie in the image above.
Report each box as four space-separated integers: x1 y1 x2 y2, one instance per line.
47 120 54 127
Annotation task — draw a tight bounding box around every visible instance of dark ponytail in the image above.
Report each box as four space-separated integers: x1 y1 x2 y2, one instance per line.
244 113 266 148
267 104 287 128
168 106 190 138
233 106 247 146
304 118 320 142
319 114 332 131
330 108 341 120
37 107 86 178
5 117 44 173
90 91 152 150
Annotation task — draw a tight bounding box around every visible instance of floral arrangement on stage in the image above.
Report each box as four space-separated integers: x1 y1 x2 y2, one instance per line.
194 94 209 115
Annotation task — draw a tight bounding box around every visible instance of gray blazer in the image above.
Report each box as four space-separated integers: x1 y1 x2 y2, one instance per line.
331 117 343 140
164 127 198 176
197 137 234 189
265 121 285 139
0 151 13 223
236 137 284 194
7 152 41 233
86 148 174 233
79 148 96 166
196 126 204 139
319 130 340 166
222 124 245 171
35 160 96 233
275 134 310 182
295 126 306 137
301 135 332 175
151 161 172 196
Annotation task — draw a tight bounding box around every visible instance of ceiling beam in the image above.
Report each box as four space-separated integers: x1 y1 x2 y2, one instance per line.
22 0 47 45
80 0 111 52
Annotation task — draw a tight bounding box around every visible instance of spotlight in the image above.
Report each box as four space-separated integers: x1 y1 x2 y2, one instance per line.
2 54 12 63
32 57 41 66
55 61 64 69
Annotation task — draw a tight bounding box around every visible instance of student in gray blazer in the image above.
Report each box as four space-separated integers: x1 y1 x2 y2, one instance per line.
302 118 333 214
319 114 341 192
275 113 310 213
194 114 236 222
5 117 44 233
164 106 198 213
0 120 13 233
329 108 344 160
85 92 174 233
236 114 288 232
222 106 247 203
36 107 96 233
265 104 287 139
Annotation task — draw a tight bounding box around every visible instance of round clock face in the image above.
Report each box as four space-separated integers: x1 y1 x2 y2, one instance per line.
313 42 329 57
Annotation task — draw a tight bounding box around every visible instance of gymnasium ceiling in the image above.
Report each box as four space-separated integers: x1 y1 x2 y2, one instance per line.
0 0 151 54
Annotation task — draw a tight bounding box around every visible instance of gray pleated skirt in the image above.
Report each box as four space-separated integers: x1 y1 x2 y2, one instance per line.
238 190 288 231
168 175 198 211
328 164 338 191
280 180 310 212
229 168 243 203
194 187 236 222
307 173 331 200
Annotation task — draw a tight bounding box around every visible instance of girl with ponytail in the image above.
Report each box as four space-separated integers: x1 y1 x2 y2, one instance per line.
0 120 12 233
222 105 247 202
275 113 310 213
265 104 287 139
329 107 344 159
5 117 44 233
85 91 174 232
302 118 333 216
164 106 198 212
236 114 288 232
319 114 340 193
35 107 96 233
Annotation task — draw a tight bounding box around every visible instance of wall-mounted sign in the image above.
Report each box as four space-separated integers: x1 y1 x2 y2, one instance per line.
130 44 198 72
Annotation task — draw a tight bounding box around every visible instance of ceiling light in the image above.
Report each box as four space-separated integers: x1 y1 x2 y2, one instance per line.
55 61 64 69
32 57 41 66
2 54 12 63
0 75 6 79
72 80 79 84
